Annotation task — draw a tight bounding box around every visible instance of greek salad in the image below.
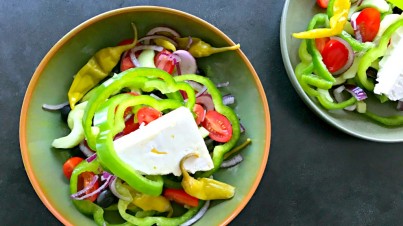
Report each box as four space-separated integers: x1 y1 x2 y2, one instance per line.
43 23 251 225
293 0 403 126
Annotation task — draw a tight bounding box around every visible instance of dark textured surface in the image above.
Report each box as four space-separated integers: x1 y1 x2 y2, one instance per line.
3 0 403 225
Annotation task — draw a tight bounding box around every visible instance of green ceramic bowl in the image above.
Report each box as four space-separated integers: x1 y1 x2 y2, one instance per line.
281 0 403 142
20 6 270 226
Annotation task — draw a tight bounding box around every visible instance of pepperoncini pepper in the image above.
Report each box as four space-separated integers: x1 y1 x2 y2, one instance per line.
176 37 240 57
115 178 202 226
68 23 138 109
180 154 235 200
115 180 172 215
292 0 350 39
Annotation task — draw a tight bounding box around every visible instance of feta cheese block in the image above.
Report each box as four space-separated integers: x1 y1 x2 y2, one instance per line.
113 106 214 176
374 27 403 101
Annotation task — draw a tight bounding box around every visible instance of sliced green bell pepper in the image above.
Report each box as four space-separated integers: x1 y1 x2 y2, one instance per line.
70 159 132 226
357 19 403 91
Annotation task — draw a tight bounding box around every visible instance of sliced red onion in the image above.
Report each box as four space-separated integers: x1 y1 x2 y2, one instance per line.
138 35 178 47
195 86 208 97
42 101 69 111
129 49 140 67
173 50 197 75
196 94 214 111
101 171 113 181
345 84 368 101
222 94 235 105
180 200 210 226
79 141 95 158
240 122 246 133
146 27 180 38
73 174 114 201
86 153 97 163
175 60 182 75
186 81 204 92
70 174 99 199
185 36 193 50
333 85 346 103
109 177 131 201
397 101 403 111
330 37 355 76
333 85 360 111
220 154 243 168
216 81 230 88
131 45 164 54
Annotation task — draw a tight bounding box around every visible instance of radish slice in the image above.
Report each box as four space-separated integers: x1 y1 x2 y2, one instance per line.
330 37 355 76
173 50 197 75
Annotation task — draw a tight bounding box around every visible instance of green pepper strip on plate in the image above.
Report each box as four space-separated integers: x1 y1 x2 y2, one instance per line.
357 19 403 91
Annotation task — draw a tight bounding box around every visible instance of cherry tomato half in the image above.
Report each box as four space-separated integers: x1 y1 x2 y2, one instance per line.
62 157 84 180
136 107 162 125
316 0 329 8
122 115 140 135
321 39 349 73
120 55 135 72
77 172 99 202
352 8 381 42
193 104 206 125
315 37 330 53
202 110 233 143
154 49 176 74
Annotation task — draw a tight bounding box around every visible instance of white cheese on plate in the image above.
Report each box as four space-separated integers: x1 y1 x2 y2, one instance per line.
373 27 403 101
113 106 214 176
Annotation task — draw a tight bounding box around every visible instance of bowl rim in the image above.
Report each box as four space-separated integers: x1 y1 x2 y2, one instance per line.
280 0 403 143
19 5 271 226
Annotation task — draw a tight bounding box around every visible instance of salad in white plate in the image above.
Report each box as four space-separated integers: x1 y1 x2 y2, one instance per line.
293 0 403 126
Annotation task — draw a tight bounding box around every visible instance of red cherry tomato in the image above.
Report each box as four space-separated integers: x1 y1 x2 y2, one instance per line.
77 172 99 202
120 55 135 72
321 39 349 73
136 107 162 125
315 37 330 53
202 110 233 143
62 157 84 180
122 115 140 135
316 0 329 8
163 188 199 207
193 104 206 125
154 49 176 74
118 39 133 46
353 8 381 42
